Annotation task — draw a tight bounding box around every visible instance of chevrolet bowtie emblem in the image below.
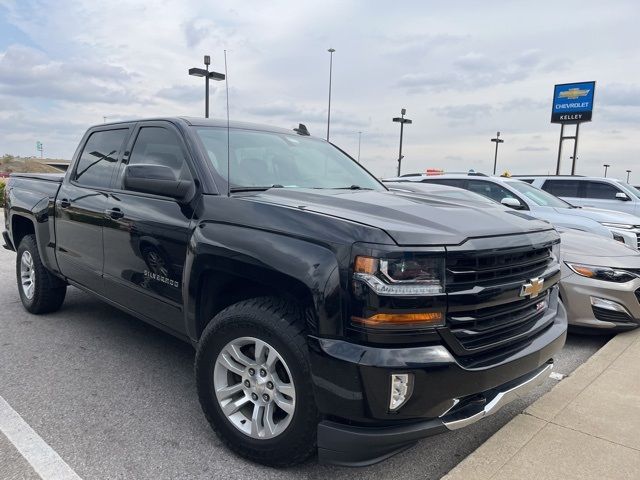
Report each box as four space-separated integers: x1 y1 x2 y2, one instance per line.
558 88 590 100
521 278 544 298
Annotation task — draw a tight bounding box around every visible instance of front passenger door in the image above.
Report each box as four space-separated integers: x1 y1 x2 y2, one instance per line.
102 123 197 334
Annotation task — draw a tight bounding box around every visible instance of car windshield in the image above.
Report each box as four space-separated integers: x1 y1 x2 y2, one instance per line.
507 180 574 208
623 184 640 199
195 127 384 191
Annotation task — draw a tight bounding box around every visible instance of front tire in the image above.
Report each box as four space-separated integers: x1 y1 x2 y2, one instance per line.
16 234 66 314
195 297 319 467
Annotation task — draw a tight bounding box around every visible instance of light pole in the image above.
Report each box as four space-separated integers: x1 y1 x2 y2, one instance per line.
392 108 412 177
189 55 225 118
603 164 610 177
326 48 335 141
490 131 504 175
626 170 632 183
357 131 362 163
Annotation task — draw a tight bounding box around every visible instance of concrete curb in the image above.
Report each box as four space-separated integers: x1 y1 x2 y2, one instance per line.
442 328 640 480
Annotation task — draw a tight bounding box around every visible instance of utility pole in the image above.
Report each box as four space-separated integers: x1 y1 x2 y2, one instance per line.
626 170 631 183
392 109 412 177
326 48 335 141
357 131 362 163
490 131 504 175
189 55 225 118
603 164 610 177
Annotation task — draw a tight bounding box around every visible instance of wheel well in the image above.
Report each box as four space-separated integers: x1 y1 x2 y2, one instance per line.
196 270 314 340
11 215 35 249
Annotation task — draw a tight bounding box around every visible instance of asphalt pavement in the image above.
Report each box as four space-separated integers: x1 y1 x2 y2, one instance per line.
0 241 609 480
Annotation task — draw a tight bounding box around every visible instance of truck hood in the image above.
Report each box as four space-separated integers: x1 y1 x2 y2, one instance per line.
248 189 552 246
554 206 640 225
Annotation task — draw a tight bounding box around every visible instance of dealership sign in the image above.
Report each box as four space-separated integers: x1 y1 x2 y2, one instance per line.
551 81 596 124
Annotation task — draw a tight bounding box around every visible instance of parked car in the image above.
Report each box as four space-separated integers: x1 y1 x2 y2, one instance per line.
4 118 566 467
559 229 640 331
385 173 640 250
517 175 640 217
383 180 505 208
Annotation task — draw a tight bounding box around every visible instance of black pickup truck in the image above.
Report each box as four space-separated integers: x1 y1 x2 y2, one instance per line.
3 117 567 467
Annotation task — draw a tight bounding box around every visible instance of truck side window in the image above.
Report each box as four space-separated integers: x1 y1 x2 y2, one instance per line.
541 180 580 197
584 181 621 200
126 127 193 186
74 129 128 188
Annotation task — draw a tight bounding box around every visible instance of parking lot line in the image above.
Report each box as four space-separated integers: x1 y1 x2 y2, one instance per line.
0 395 82 480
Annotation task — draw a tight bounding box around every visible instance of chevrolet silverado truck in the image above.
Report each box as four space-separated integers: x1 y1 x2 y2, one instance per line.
3 117 567 467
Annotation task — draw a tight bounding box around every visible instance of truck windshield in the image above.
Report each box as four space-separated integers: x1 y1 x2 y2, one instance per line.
195 127 384 191
507 180 575 208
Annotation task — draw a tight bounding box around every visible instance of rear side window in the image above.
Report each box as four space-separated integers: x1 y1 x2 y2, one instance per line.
125 127 192 184
541 180 580 197
422 178 466 188
584 181 622 200
74 129 128 188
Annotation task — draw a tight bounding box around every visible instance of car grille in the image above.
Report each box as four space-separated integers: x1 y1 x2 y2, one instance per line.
592 306 633 324
443 243 558 357
448 293 549 351
446 245 553 291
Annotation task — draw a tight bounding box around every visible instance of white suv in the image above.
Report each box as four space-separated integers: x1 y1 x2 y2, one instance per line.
516 176 640 217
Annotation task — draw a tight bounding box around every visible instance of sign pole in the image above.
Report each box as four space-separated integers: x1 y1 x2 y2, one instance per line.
571 123 580 175
555 124 564 175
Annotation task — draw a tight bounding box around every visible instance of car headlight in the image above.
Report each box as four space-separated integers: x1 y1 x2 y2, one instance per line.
601 222 636 230
353 255 444 296
566 262 639 283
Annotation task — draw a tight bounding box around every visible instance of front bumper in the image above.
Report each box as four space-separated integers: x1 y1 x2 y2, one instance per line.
561 273 640 330
317 362 553 466
309 302 567 466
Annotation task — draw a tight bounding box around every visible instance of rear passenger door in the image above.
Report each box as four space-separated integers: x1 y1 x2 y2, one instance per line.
102 122 196 334
56 127 130 293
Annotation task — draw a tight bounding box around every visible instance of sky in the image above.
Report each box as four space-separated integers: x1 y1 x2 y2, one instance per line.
0 0 639 180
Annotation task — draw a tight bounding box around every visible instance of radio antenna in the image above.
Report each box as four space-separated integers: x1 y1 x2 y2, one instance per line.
224 49 231 197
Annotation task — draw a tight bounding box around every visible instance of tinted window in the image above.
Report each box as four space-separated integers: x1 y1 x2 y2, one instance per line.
541 180 580 197
126 127 192 185
519 178 534 184
507 181 573 208
422 178 466 188
467 180 518 203
74 129 127 188
584 181 622 200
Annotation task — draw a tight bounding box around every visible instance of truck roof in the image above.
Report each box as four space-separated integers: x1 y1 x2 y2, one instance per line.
95 117 303 137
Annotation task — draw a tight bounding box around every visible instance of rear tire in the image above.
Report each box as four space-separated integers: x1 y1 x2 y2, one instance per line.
195 297 318 467
16 234 66 314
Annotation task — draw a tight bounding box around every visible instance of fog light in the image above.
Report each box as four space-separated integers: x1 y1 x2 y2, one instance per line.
590 296 630 313
612 233 625 243
389 373 413 411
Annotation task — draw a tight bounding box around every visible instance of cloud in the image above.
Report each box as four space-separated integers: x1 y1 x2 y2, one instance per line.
518 146 550 152
432 104 493 124
156 84 208 103
0 44 139 104
599 83 640 107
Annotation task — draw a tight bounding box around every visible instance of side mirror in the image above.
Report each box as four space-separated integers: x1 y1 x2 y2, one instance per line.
615 192 630 201
123 164 195 202
501 197 523 209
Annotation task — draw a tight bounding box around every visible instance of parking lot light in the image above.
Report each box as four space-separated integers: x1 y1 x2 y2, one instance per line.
188 55 226 118
603 164 610 177
393 109 412 176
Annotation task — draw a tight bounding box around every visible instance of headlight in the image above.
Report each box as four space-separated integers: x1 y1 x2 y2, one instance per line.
601 222 636 230
354 255 444 295
566 262 639 283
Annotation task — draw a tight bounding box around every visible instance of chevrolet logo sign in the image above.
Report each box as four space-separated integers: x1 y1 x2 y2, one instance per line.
520 278 544 298
558 88 590 100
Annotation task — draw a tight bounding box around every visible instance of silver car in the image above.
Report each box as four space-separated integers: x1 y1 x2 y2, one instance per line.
560 229 640 331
